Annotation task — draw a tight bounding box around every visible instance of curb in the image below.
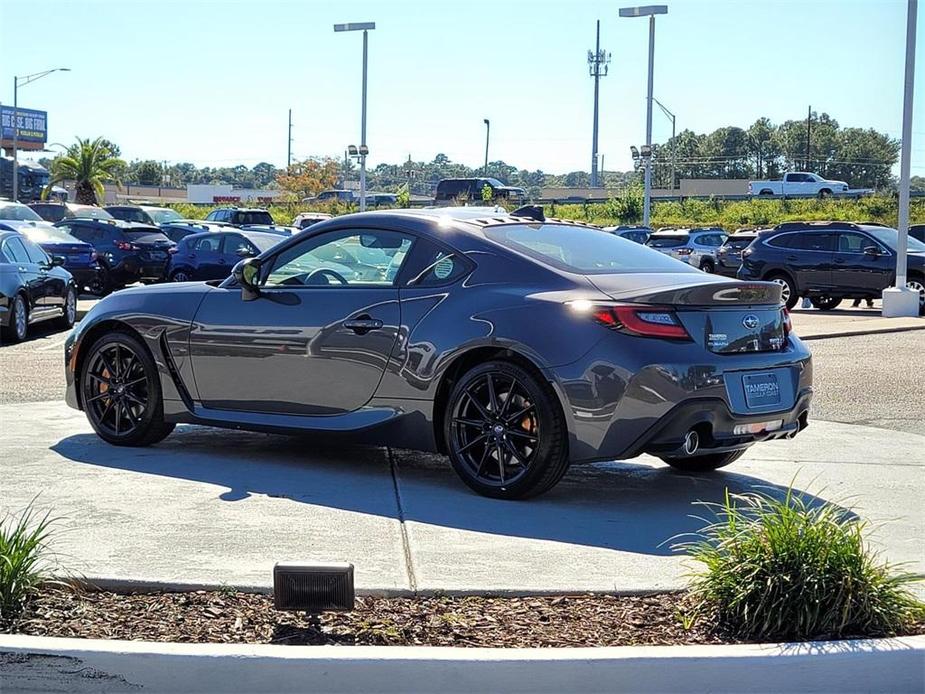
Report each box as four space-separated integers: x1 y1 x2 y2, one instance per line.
1 633 923 693
799 324 925 341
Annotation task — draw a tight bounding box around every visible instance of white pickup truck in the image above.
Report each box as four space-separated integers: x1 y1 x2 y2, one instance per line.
748 172 850 198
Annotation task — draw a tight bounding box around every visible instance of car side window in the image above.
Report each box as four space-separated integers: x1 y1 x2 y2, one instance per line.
797 233 835 252
193 235 222 252
838 232 882 254
221 234 256 256
404 238 472 287
263 229 414 287
3 238 30 263
21 237 50 264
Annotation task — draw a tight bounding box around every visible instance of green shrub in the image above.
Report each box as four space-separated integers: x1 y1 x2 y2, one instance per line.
0 503 59 627
677 488 925 641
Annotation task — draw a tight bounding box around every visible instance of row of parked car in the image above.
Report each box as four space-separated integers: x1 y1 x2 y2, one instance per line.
603 221 925 312
0 202 338 341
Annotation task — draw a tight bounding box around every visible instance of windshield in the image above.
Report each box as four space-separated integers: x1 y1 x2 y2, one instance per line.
646 235 687 248
0 204 43 221
236 211 273 225
18 225 82 244
864 227 925 253
484 224 699 275
71 206 114 220
148 208 183 224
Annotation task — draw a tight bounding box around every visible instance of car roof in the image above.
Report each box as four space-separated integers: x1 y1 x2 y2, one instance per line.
773 221 890 234
212 206 269 212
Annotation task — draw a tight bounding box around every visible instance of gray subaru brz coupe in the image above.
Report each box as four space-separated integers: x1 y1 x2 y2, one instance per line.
65 207 812 499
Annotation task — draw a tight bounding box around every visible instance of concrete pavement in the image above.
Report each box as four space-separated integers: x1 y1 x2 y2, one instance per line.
2 401 921 595
790 302 923 339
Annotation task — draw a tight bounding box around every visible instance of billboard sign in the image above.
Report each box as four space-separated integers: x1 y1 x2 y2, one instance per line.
1 106 48 144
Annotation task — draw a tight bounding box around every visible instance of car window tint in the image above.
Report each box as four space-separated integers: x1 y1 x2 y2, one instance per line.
797 233 835 252
3 237 30 263
406 240 471 287
838 232 877 253
21 237 50 264
264 230 413 287
222 234 257 255
646 235 687 248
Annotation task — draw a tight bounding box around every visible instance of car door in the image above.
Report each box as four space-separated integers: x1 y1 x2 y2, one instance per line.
789 232 834 291
219 233 258 279
833 231 892 294
187 234 224 280
3 236 48 320
782 173 806 196
20 237 66 314
188 227 415 415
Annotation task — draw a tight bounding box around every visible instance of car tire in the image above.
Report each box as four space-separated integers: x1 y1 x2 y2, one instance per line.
700 260 715 274
170 269 192 282
444 360 569 500
810 296 842 311
80 331 175 447
56 287 77 329
1 293 28 343
766 273 798 310
818 189 832 199
907 276 925 316
660 449 746 473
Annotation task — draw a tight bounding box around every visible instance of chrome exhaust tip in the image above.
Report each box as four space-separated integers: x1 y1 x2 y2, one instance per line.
683 430 700 456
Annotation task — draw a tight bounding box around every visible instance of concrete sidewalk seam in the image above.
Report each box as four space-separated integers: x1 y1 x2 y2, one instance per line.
388 447 418 595
799 324 925 340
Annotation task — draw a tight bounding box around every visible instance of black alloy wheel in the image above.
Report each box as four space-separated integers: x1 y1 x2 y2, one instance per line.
80 332 175 446
810 295 842 311
445 361 569 499
2 294 28 343
57 287 77 329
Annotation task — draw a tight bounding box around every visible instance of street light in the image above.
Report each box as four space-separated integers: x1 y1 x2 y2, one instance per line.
652 97 675 191
11 67 70 202
483 119 490 176
619 5 667 226
883 0 919 317
334 22 375 212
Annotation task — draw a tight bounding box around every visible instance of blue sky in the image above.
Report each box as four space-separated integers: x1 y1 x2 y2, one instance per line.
1 0 921 174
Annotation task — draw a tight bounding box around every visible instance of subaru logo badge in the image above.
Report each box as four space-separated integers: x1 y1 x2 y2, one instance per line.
743 314 760 330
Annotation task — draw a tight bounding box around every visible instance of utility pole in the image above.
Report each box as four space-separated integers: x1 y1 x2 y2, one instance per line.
287 108 293 169
483 119 490 176
588 20 610 188
804 105 812 171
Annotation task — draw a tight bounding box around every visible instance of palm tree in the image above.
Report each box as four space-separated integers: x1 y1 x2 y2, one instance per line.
45 137 125 204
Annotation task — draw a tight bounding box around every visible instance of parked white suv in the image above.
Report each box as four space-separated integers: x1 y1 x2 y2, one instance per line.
748 172 849 198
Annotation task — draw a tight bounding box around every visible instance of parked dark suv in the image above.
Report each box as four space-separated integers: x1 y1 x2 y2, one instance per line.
55 218 175 293
205 207 274 226
434 178 526 205
737 221 925 312
910 224 924 243
715 230 762 278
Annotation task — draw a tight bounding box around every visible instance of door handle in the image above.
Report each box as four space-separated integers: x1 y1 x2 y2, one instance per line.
344 317 384 334
834 258 845 264
785 255 798 261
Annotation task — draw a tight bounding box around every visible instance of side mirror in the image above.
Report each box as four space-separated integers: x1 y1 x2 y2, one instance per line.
863 246 880 257
50 255 66 267
232 257 262 301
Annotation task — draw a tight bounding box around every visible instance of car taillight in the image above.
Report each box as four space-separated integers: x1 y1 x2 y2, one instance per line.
676 248 692 255
167 247 178 254
782 308 792 336
591 305 691 340
115 240 135 251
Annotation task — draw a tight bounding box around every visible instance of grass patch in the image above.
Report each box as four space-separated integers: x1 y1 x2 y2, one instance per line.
677 487 925 642
0 502 59 628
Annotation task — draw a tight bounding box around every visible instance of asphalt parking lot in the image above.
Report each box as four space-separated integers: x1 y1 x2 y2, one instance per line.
0 306 922 593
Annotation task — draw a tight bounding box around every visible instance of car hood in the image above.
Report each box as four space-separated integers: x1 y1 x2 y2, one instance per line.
588 272 781 306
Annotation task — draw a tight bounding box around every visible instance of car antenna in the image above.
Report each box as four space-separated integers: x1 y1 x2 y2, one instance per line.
511 205 545 222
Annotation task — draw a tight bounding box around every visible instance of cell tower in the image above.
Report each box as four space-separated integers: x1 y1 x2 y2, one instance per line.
588 20 611 188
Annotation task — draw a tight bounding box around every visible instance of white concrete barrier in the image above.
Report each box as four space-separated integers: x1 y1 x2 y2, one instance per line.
1 633 923 693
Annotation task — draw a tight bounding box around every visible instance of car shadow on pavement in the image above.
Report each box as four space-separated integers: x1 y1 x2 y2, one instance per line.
52 426 848 558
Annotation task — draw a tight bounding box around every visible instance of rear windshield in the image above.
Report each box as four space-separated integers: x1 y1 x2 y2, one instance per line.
483 224 698 275
18 226 82 244
124 229 171 243
71 206 114 220
724 236 756 250
109 208 150 223
646 235 687 248
245 233 285 253
234 211 273 225
0 204 43 221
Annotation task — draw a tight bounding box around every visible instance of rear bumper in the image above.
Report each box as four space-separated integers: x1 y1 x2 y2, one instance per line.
548 335 814 464
67 266 101 291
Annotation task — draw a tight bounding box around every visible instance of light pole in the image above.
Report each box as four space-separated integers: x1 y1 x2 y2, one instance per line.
483 119 490 176
588 20 611 188
11 67 70 202
652 97 675 191
334 22 375 212
883 0 919 318
620 5 667 226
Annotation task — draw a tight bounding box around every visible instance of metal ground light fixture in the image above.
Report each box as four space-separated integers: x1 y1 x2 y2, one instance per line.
273 562 355 623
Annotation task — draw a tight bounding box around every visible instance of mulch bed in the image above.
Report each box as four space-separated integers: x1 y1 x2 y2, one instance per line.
6 589 923 648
